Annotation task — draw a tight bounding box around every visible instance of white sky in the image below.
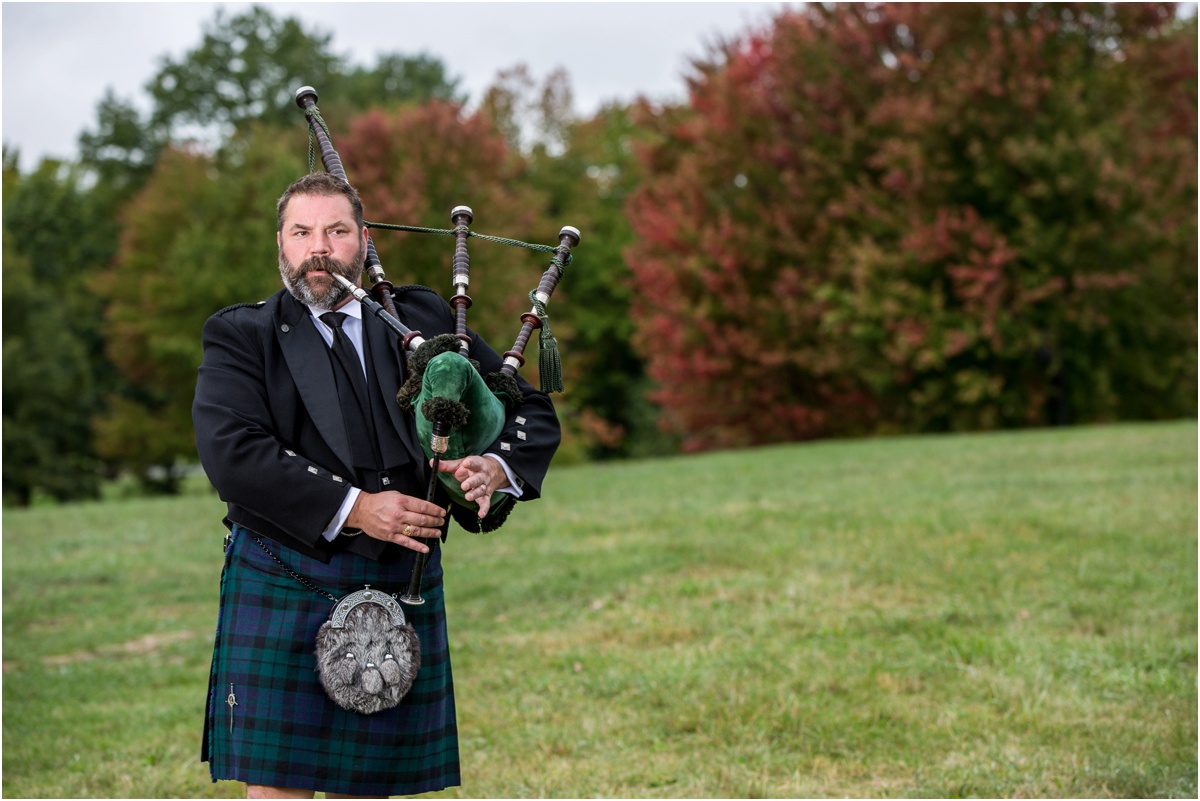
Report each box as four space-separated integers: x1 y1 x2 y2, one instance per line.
2 1 796 172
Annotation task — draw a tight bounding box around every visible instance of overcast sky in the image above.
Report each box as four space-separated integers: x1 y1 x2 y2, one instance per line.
2 1 796 172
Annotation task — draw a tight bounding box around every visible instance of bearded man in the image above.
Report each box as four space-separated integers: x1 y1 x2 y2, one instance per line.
192 172 560 798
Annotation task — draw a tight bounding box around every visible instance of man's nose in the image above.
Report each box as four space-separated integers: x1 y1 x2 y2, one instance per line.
310 230 331 255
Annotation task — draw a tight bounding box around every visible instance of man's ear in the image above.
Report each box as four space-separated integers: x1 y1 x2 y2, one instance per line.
277 231 282 248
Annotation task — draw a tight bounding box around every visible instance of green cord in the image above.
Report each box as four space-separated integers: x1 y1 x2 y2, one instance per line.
367 220 559 255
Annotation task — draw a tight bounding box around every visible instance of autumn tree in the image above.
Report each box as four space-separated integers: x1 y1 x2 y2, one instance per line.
333 100 550 358
627 2 1196 451
91 98 546 487
59 5 466 495
93 131 306 491
475 65 673 459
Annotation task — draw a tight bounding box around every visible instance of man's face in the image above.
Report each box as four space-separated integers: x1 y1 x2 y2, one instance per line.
277 192 369 310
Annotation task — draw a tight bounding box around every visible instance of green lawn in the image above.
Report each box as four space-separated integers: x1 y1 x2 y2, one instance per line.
3 421 1196 798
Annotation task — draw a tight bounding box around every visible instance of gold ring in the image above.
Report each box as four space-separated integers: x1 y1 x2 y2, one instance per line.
402 525 413 536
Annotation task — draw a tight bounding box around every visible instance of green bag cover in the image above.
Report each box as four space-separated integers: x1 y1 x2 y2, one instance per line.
413 350 513 526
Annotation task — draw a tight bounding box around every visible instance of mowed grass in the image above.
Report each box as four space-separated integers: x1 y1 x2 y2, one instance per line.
3 421 1195 798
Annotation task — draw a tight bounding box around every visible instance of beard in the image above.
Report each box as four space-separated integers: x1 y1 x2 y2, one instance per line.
279 246 366 310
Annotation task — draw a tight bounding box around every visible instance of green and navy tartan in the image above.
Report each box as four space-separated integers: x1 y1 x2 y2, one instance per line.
203 525 460 795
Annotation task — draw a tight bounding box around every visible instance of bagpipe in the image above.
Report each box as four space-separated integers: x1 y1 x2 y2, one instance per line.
294 86 579 604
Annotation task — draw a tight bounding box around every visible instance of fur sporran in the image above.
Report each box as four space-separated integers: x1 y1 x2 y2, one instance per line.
314 586 421 715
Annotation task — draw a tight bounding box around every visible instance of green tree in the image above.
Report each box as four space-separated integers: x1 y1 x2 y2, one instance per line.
146 5 341 143
532 103 672 459
142 6 465 147
93 130 306 491
476 66 671 459
1 154 110 504
330 53 466 113
627 2 1196 451
78 7 461 209
69 5 465 493
77 89 167 207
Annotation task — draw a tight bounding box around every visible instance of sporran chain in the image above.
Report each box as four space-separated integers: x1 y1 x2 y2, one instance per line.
251 535 338 602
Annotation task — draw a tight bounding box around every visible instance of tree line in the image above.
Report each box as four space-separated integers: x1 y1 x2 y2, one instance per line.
3 3 1195 505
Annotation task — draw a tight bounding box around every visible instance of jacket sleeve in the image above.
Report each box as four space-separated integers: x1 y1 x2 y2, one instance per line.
192 307 351 547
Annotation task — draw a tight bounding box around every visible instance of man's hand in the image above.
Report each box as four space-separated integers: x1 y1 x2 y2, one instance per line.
437 454 511 518
346 491 445 552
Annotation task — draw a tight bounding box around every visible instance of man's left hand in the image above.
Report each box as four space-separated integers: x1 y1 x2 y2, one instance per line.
435 454 510 518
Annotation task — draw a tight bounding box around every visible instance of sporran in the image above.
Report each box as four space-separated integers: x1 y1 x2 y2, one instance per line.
315 586 421 714
252 536 421 714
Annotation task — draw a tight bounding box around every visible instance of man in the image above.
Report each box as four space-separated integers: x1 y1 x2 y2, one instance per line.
192 172 560 798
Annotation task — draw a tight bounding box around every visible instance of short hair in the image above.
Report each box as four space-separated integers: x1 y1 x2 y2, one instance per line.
276 172 365 233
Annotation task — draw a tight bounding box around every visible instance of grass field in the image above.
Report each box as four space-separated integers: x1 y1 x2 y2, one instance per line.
3 421 1196 798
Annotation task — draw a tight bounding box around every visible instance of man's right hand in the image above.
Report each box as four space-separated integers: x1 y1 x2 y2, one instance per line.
345 491 445 552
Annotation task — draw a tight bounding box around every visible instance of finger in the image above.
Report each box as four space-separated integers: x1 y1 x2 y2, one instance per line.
475 493 491 518
464 472 490 496
436 457 464 473
404 498 448 518
396 521 443 546
409 511 446 528
405 527 442 540
394 526 431 553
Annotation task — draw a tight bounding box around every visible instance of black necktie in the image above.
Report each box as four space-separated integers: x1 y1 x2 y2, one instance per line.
322 312 368 412
321 311 380 469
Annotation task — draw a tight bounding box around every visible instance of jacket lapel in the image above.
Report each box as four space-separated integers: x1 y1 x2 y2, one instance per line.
277 294 357 475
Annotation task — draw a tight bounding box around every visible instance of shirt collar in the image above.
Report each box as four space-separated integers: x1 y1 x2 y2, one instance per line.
310 298 364 324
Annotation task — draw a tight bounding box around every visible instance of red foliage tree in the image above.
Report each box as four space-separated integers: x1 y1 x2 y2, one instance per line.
627 3 1195 451
336 101 553 365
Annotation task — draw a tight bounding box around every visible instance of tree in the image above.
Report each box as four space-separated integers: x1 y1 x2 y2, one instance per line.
66 5 466 494
77 89 167 207
2 155 110 504
79 7 462 209
146 5 341 145
330 53 466 113
142 6 466 149
92 130 306 491
476 67 672 459
478 64 575 157
335 100 549 355
530 102 672 459
627 2 1196 451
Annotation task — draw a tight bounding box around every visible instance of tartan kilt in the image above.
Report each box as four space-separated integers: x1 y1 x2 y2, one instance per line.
203 524 460 796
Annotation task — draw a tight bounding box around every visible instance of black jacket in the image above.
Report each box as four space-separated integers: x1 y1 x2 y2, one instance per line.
192 285 560 562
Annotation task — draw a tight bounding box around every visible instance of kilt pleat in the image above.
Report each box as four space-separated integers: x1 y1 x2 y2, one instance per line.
202 524 460 796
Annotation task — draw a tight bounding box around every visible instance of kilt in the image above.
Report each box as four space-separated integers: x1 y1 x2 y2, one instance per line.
202 524 460 796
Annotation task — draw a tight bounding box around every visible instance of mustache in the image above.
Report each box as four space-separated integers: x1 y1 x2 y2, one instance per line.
296 255 347 276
